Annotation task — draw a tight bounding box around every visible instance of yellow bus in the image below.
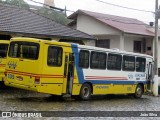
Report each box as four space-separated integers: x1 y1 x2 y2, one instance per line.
5 37 153 100
0 40 9 85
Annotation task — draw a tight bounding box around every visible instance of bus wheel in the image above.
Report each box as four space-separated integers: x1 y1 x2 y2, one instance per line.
80 83 91 100
134 84 143 98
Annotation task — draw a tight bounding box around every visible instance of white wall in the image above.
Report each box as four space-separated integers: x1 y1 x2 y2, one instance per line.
84 40 95 46
77 14 121 35
124 36 135 52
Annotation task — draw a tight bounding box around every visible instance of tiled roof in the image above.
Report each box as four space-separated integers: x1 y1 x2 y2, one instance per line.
68 10 156 36
0 4 95 40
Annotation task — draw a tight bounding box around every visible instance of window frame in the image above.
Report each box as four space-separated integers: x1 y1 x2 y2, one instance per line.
8 41 39 60
96 39 110 49
136 57 146 72
90 51 107 69
79 50 90 68
47 46 63 67
0 44 9 58
122 55 135 71
134 41 142 53
107 53 122 70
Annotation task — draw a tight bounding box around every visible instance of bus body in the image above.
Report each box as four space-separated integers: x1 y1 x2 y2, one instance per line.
0 40 9 83
5 37 153 100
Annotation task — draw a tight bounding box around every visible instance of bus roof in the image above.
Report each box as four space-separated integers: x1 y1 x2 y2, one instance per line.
75 44 153 59
11 37 153 59
10 37 71 46
0 40 10 44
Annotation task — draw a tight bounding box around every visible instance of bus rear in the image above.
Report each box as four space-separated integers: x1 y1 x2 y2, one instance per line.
5 38 42 91
0 40 9 84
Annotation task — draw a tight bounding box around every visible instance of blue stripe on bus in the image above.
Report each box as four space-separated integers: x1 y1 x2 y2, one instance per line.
71 44 84 84
80 80 147 84
71 44 147 85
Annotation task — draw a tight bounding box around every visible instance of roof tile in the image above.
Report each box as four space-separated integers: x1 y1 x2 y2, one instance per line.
68 10 156 36
0 4 95 40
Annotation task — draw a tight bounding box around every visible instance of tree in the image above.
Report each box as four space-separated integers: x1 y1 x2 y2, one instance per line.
1 0 69 25
37 7 70 25
4 0 30 9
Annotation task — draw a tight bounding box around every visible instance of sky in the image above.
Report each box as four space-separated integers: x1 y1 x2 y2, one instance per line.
26 0 159 24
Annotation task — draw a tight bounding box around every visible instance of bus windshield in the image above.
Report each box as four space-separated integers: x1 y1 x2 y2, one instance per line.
0 44 8 58
8 42 39 60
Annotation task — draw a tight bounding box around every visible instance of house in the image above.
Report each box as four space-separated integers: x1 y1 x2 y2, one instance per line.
68 10 160 74
0 3 95 43
68 10 155 52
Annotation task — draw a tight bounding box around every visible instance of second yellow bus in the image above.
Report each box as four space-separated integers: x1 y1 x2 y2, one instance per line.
0 40 9 85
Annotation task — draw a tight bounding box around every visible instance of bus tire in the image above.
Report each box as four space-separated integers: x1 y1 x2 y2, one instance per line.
80 83 91 100
134 84 143 98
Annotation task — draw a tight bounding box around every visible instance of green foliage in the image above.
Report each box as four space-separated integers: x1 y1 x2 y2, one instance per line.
4 0 30 9
0 0 70 25
37 7 70 25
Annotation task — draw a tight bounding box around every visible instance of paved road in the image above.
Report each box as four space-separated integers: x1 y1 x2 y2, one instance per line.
0 86 160 119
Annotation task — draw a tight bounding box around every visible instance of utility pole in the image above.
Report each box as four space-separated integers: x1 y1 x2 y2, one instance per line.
154 0 159 96
64 6 67 17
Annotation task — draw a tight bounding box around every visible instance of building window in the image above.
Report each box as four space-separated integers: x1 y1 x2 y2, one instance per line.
96 39 110 48
134 41 142 53
90 51 106 69
122 55 135 71
47 46 63 66
107 53 122 70
79 50 89 68
136 57 146 72
158 68 160 77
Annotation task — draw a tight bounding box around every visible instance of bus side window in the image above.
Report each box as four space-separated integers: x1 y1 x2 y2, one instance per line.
79 50 89 68
107 53 122 70
0 44 8 58
9 43 19 57
47 46 63 67
136 57 146 72
122 55 135 71
90 51 106 69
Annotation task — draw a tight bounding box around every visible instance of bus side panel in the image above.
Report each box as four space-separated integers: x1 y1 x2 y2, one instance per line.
36 44 72 95
72 84 81 95
92 84 137 94
36 84 63 95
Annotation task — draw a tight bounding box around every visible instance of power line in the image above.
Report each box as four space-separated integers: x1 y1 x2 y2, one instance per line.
26 0 75 12
96 0 154 13
27 0 154 14
26 0 152 26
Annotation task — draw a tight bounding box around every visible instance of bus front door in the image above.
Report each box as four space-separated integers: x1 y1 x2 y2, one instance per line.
147 62 153 91
63 53 74 95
